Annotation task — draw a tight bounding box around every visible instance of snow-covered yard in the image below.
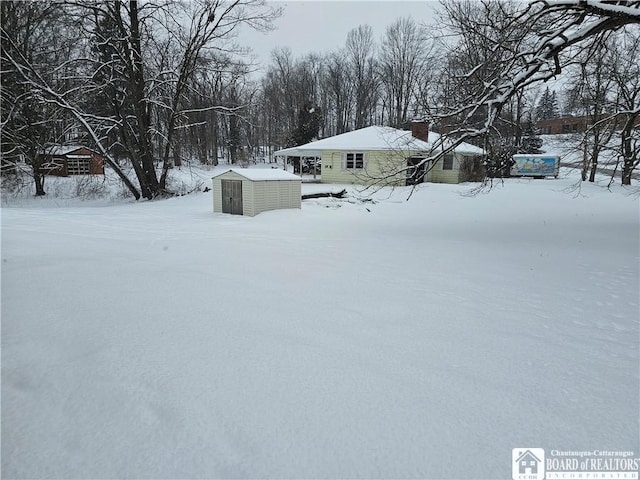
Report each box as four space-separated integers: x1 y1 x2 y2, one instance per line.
2 170 639 478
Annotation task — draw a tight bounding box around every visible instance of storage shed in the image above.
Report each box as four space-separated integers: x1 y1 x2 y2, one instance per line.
212 168 301 216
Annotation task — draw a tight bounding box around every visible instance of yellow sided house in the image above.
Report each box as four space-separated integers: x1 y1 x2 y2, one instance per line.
274 122 484 186
212 168 301 216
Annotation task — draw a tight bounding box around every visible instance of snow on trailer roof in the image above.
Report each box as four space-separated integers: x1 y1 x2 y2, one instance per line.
212 168 301 181
273 126 484 157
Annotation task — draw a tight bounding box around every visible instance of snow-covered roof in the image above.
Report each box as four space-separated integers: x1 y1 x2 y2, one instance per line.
43 145 92 156
212 168 301 181
273 126 484 157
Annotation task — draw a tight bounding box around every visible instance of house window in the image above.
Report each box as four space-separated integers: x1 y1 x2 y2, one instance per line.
344 152 364 169
442 154 454 170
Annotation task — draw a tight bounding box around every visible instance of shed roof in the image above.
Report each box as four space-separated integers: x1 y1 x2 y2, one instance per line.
43 145 94 156
212 168 301 181
273 126 484 157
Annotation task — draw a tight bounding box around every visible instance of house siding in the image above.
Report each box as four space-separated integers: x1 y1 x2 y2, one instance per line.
320 150 415 186
428 155 462 184
320 151 360 184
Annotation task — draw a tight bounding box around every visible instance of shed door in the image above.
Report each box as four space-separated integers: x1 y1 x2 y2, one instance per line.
221 179 243 215
222 180 242 215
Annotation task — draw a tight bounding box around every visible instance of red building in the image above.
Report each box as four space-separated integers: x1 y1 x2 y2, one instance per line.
38 145 104 176
536 116 589 135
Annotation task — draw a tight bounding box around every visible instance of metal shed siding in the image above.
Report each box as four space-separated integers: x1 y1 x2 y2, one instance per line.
244 178 256 216
255 180 301 215
212 177 222 213
278 181 291 208
291 181 301 207
263 181 280 213
252 181 266 216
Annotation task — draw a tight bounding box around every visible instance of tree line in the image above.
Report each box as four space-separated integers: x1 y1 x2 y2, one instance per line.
2 0 639 199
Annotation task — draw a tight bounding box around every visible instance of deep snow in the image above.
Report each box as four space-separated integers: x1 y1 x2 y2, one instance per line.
2 170 639 478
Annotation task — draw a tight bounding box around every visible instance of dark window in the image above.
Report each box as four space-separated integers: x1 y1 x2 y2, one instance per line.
442 154 454 170
66 157 91 175
345 152 364 169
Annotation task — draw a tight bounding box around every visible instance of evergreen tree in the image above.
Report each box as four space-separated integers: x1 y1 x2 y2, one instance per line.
535 86 559 120
291 102 322 146
518 122 544 154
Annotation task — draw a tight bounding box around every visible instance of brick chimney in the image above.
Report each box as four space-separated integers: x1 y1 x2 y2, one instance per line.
411 120 429 142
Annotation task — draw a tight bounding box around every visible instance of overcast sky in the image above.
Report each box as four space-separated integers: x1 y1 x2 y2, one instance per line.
239 1 439 72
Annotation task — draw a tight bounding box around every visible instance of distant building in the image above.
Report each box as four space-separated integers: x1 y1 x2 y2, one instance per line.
37 146 104 176
536 116 589 135
536 115 640 135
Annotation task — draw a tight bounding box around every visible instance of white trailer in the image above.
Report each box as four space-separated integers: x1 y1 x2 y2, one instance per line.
511 154 560 178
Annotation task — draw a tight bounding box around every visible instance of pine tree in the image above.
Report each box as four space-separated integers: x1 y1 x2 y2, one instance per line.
535 87 559 120
291 102 322 146
518 122 544 154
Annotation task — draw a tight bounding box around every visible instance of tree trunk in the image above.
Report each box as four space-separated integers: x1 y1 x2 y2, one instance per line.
621 118 637 186
588 156 598 182
588 140 600 183
34 172 45 196
103 155 141 200
129 0 160 199
212 110 219 166
302 189 347 200
581 138 589 181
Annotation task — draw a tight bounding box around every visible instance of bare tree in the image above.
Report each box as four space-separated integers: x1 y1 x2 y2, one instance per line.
346 25 379 129
2 0 280 200
566 35 617 182
325 51 353 135
261 48 326 150
435 0 532 163
1 1 81 195
428 0 640 184
379 17 431 127
608 25 640 185
262 47 297 147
